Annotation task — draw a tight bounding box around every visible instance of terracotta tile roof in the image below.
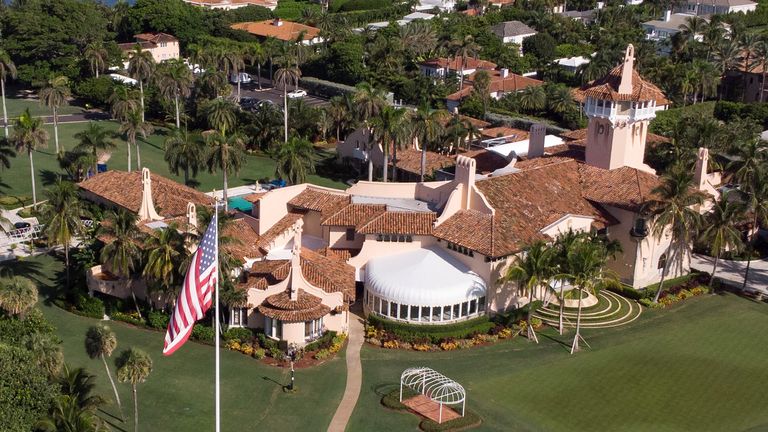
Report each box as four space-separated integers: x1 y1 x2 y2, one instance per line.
300 248 356 301
231 20 320 42
256 212 304 250
560 128 670 144
288 188 351 220
135 33 178 44
579 164 660 212
433 210 494 255
321 204 386 228
78 170 214 218
460 149 511 174
318 248 357 261
459 115 491 129
421 56 498 72
258 289 330 322
392 148 455 177
358 211 436 235
573 63 668 105
480 127 529 141
448 72 543 101
118 42 155 51
242 192 267 203
221 218 263 260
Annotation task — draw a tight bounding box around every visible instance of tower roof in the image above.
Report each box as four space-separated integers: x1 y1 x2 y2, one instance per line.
574 45 668 105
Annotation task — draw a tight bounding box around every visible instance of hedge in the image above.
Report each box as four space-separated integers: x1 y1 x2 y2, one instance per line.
608 272 707 301
299 76 358 99
485 111 567 135
337 0 389 12
304 330 337 352
367 315 495 344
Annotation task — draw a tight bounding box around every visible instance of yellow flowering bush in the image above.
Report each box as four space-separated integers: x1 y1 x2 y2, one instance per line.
412 343 431 351
383 340 399 349
439 340 458 351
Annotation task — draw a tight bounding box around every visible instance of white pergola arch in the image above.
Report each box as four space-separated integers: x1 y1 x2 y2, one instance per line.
400 367 466 424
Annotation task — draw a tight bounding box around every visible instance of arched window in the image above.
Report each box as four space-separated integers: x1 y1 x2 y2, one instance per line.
657 253 667 270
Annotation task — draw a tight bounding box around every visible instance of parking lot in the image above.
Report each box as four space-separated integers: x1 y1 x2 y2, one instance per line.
232 77 329 109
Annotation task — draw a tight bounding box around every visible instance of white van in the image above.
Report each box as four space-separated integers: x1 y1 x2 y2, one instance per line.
230 72 252 84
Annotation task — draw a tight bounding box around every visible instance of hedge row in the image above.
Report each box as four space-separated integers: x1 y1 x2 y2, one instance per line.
299 76 358 99
367 314 495 344
607 272 708 301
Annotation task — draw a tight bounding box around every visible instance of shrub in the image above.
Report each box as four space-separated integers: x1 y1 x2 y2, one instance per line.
381 389 412 410
383 340 399 349
607 283 645 300
304 330 337 352
191 324 215 343
224 327 254 342
299 77 358 99
337 0 389 12
112 311 145 326
252 348 266 359
367 315 494 344
257 332 279 351
75 294 105 319
269 347 285 360
0 309 56 347
420 409 482 431
440 340 458 351
412 343 432 351
74 77 120 108
147 311 170 330
314 349 331 360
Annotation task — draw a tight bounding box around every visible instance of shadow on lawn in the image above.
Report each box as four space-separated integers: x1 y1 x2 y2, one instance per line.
0 257 45 282
99 408 128 432
540 332 573 353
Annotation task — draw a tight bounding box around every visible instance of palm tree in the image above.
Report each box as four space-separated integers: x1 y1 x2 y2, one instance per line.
126 44 155 122
143 224 189 307
353 82 387 124
0 276 38 317
274 64 301 143
116 348 153 432
643 167 705 303
84 42 108 78
560 238 615 354
75 122 116 176
370 106 410 182
99 210 143 316
10 108 48 208
546 85 574 115
223 44 246 101
24 333 63 378
37 391 107 432
499 241 555 343
0 49 17 138
410 105 448 182
450 35 480 92
202 97 238 136
155 59 193 129
739 32 761 102
108 85 140 122
119 108 153 171
274 136 316 184
43 179 85 288
85 325 123 418
328 96 349 142
0 137 16 170
245 43 267 91
699 197 745 288
164 128 203 185
57 365 107 412
206 131 246 211
39 76 70 154
519 85 547 112
678 16 707 51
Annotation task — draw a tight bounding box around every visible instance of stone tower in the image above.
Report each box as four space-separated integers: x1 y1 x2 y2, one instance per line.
580 45 667 174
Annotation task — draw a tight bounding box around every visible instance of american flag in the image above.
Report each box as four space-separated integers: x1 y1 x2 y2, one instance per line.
163 211 218 356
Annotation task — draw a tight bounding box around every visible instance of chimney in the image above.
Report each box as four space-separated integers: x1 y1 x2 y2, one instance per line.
694 147 709 190
528 124 546 158
500 68 509 78
617 44 635 95
273 18 283 26
455 155 477 209
186 202 197 231
138 168 162 221
663 10 672 22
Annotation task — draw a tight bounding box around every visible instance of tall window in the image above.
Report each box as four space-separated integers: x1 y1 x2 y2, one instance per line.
231 308 248 327
265 316 282 339
304 317 323 340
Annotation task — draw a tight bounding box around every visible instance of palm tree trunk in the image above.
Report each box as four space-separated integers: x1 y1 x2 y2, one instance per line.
269 57 274 82
420 143 426 182
336 125 340 142
174 93 180 129
135 137 141 171
570 288 583 354
139 79 145 123
101 354 124 419
558 283 565 335
223 169 229 211
29 150 37 209
382 138 388 182
184 166 190 186
64 243 70 289
283 87 288 143
132 384 138 432
257 63 263 90
653 262 670 303
1 78 8 138
742 213 758 290
392 143 398 182
709 252 720 289
53 106 60 153
126 141 132 172
367 153 373 182
237 79 241 102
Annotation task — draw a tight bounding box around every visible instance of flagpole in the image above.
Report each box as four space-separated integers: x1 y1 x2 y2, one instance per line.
214 198 221 432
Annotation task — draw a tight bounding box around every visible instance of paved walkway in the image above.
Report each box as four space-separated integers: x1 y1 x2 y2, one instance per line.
691 254 768 294
327 308 365 432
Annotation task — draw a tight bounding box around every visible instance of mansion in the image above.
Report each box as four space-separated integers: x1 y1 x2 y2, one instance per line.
82 45 721 348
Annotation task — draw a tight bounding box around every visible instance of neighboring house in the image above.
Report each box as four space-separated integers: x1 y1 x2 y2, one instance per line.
419 56 498 78
555 56 591 73
446 68 544 111
725 61 767 103
416 0 456 11
355 12 436 32
491 21 537 46
642 12 708 43
118 33 180 63
676 0 757 15
182 0 277 10
558 9 597 24
231 19 323 45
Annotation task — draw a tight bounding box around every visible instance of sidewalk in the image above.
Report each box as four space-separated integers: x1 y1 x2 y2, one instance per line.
691 254 768 294
327 308 365 432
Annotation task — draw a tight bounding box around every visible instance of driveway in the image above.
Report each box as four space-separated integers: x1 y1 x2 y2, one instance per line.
233 80 329 108
690 254 768 294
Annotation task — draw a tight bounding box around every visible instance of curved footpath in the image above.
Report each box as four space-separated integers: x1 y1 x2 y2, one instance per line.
327 310 365 432
691 254 768 294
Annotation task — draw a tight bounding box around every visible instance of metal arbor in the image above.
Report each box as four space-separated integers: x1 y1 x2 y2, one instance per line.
399 367 466 424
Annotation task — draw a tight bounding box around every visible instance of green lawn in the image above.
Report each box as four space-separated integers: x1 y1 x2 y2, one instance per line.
0 119 346 205
2 95 84 118
6 254 347 432
348 294 768 431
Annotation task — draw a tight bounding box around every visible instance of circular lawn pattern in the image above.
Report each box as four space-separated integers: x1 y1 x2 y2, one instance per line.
534 290 642 329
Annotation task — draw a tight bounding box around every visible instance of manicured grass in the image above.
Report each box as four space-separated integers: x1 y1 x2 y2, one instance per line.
5 254 347 431
349 294 768 431
2 95 84 118
0 119 346 205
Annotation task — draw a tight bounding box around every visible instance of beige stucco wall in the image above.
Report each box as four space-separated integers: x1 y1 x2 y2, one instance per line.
147 41 180 63
328 226 365 249
348 235 437 280
302 210 323 238
539 215 594 238
585 116 653 173
256 184 308 234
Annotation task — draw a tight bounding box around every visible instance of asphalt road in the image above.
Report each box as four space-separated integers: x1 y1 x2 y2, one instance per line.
232 78 329 108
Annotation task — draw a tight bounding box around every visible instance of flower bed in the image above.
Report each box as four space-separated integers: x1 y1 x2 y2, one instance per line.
226 330 348 368
365 317 531 352
640 286 708 309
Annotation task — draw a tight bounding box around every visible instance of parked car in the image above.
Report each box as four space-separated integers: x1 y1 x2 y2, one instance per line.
287 89 307 99
239 97 258 109
13 222 31 232
230 72 252 84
